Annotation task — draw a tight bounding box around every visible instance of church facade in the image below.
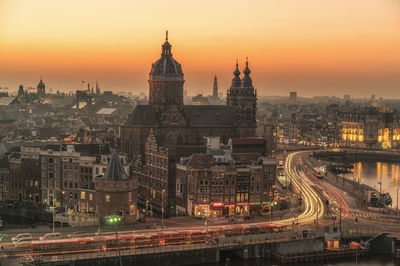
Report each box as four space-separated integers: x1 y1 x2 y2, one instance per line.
120 32 257 160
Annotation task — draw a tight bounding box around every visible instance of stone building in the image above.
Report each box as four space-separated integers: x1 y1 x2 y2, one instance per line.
132 129 206 215
120 32 257 160
341 107 400 149
94 150 137 223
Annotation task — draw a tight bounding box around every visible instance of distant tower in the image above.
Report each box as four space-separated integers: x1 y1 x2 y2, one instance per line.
87 82 91 93
289 91 297 104
95 80 100 95
18 85 24 97
227 58 257 137
37 77 46 95
213 75 218 98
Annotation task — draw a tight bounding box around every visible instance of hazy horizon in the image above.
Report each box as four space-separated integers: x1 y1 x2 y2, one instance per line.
1 0 399 98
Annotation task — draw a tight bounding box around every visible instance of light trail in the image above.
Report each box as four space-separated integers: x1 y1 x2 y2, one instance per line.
281 151 325 226
0 151 328 259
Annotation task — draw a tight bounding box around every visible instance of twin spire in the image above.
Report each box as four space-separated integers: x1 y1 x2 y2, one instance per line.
231 57 252 89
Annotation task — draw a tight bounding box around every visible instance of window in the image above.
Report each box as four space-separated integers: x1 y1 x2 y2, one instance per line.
105 194 111 202
81 191 86 199
48 173 54 178
95 168 99 175
200 180 203 185
89 193 93 201
205 180 209 185
128 192 133 201
48 158 53 163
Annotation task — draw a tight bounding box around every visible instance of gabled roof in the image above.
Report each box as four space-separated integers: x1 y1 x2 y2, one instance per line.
96 108 117 115
102 150 129 180
124 104 236 128
124 105 155 126
231 153 259 162
186 154 214 169
0 97 19 106
231 137 265 145
183 105 236 127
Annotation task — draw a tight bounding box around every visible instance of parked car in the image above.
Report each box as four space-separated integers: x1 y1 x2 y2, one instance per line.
67 231 86 238
40 232 61 241
11 233 32 242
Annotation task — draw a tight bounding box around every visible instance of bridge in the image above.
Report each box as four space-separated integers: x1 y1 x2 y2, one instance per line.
10 229 380 266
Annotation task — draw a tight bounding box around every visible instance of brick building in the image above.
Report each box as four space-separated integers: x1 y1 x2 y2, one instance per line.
176 150 276 217
95 150 137 223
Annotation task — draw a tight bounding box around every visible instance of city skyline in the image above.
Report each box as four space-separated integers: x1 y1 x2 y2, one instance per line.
1 0 400 97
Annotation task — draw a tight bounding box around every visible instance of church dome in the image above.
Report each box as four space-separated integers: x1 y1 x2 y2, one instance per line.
149 31 184 81
37 79 45 89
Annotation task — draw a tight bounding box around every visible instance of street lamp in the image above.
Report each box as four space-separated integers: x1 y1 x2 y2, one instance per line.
397 188 400 216
52 199 56 233
161 189 166 229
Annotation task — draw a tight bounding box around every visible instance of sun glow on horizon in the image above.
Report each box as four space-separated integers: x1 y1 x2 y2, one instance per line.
1 0 400 97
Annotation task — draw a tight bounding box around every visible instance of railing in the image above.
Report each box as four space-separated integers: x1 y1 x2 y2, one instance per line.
15 231 328 264
4 227 382 264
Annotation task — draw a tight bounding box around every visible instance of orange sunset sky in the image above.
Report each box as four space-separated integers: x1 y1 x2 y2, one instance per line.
0 0 399 98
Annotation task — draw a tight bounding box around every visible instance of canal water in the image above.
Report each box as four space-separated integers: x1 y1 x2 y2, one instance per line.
196 254 395 265
344 161 400 208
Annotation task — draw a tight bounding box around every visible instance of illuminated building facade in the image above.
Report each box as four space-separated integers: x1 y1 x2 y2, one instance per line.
175 153 276 217
341 107 400 149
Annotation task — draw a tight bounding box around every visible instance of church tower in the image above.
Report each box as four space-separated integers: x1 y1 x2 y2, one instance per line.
149 31 184 111
37 77 45 95
213 75 218 98
227 58 257 137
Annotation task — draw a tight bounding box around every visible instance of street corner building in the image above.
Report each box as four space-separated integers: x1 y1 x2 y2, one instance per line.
95 149 138 223
119 32 258 160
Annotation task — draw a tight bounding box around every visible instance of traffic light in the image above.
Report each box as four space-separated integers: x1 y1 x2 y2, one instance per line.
105 215 122 225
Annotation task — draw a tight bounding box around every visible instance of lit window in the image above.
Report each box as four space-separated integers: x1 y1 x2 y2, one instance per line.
80 192 86 199
105 194 110 202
